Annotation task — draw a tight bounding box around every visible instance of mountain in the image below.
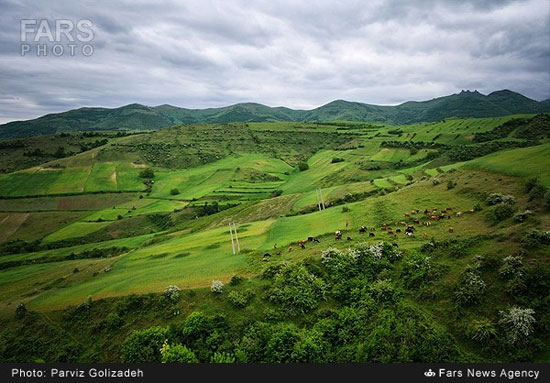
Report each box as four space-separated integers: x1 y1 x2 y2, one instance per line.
1 89 549 139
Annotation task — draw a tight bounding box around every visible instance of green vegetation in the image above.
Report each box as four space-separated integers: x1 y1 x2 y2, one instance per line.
0 113 549 363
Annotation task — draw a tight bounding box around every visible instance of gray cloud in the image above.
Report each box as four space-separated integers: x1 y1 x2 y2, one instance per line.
0 0 548 123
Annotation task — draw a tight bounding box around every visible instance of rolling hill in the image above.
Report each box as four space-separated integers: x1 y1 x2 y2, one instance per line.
1 89 549 139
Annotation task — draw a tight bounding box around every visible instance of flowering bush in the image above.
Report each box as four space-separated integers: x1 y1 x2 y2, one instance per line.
498 306 536 345
211 280 224 294
498 255 523 279
402 253 433 288
164 285 181 301
454 270 486 306
228 290 253 308
486 193 516 205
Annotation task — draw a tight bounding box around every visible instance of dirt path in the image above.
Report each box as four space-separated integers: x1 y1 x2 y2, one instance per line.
0 213 30 241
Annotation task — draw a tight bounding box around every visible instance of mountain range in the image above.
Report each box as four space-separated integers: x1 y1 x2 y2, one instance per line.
1 89 549 139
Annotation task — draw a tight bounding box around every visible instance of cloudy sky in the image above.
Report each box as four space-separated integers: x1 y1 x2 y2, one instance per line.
0 0 548 124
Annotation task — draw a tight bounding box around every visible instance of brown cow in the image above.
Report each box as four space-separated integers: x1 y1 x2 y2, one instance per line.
448 227 454 233
404 212 410 218
413 218 420 224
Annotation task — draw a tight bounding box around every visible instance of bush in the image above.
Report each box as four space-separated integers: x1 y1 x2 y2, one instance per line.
170 188 180 195
210 352 236 363
521 230 550 248
106 312 124 330
228 291 252 308
513 210 533 223
498 255 523 280
493 204 515 222
121 326 168 362
164 285 181 301
432 179 440 186
498 307 536 345
341 206 350 213
401 253 433 288
139 168 155 179
465 317 496 342
267 263 327 315
454 270 486 306
331 157 344 163
211 280 224 294
15 303 27 319
446 180 457 190
229 275 244 286
370 279 398 303
486 193 515 206
160 342 198 363
297 162 309 171
270 189 283 198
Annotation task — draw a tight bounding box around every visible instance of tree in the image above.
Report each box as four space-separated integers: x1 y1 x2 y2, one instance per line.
121 326 168 362
160 342 198 363
297 162 309 171
139 168 155 179
170 188 180 195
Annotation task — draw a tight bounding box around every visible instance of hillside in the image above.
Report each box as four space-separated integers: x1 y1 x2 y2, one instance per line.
1 90 549 139
0 114 549 363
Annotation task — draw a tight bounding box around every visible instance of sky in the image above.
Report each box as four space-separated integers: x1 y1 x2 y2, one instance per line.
0 0 549 124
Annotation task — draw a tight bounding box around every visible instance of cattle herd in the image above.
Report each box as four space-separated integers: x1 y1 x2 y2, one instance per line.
264 205 476 259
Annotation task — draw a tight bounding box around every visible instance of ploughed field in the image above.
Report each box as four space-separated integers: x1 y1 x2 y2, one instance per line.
0 115 549 362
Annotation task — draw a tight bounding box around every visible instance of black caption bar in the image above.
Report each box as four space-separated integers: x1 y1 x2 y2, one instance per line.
2 363 549 383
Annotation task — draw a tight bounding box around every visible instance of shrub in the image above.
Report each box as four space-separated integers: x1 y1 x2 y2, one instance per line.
228 291 252 308
521 230 550 248
267 263 327 315
139 168 155 179
270 189 283 198
465 317 496 342
370 279 398 303
331 157 344 163
164 285 181 301
401 253 433 288
341 206 350 213
499 255 523 280
170 188 180 195
211 280 224 294
15 303 27 319
160 342 198 363
486 193 515 205
493 204 515 222
106 312 124 330
454 270 486 306
432 179 440 186
229 275 243 286
498 307 536 345
210 352 236 363
446 180 457 190
513 210 533 223
297 162 309 171
121 326 168 362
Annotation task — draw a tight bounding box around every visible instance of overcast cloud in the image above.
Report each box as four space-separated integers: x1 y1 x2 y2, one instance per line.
0 0 548 124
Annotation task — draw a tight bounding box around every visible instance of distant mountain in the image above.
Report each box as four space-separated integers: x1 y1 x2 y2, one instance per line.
1 89 549 138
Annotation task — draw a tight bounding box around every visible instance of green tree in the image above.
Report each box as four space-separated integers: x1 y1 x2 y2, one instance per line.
121 326 168 362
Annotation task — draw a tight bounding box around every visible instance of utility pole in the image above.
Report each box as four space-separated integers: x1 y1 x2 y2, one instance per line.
232 222 240 253
229 223 236 255
319 187 326 210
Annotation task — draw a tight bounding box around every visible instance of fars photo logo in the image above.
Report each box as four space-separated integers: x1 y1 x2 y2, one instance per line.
20 18 95 57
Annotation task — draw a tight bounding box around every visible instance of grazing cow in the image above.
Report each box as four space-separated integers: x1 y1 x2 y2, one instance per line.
396 228 402 233
359 226 367 234
455 212 462 217
447 207 453 211
369 232 375 237
404 212 411 218
448 227 454 233
387 230 394 235
424 209 429 215
441 209 447 214
469 208 475 213
400 221 407 226
288 246 293 252
392 243 399 248
335 230 343 240
447 215 451 220
370 227 376 232
431 215 438 221
263 253 271 259
308 236 320 243
346 236 353 241
298 240 306 249
406 231 413 237
411 210 416 215
413 218 420 224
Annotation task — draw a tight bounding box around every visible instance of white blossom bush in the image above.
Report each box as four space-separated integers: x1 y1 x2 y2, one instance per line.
164 285 181 301
321 248 344 265
498 306 536 345
368 242 385 260
454 270 486 306
486 193 516 205
498 255 523 280
211 280 224 294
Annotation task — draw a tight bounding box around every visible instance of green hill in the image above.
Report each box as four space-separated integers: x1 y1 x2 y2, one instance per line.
2 90 549 138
